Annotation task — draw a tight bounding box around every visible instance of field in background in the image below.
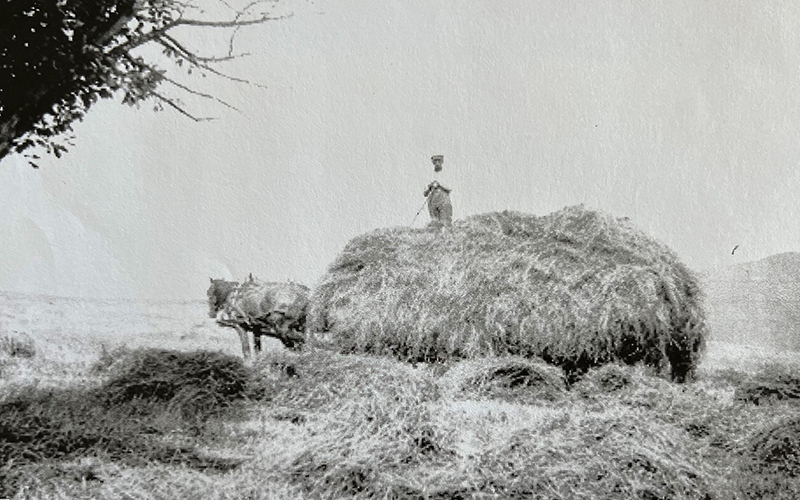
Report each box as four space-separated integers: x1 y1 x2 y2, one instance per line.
2 289 799 499
701 340 800 374
0 291 284 383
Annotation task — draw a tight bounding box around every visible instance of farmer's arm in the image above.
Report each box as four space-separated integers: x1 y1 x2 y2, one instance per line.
423 182 437 196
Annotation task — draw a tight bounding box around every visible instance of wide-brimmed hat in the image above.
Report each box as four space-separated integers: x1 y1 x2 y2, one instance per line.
431 155 444 161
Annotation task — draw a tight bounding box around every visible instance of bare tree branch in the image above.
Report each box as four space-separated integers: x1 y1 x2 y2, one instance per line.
158 33 246 63
191 58 270 89
107 21 181 55
108 10 284 61
216 0 237 11
227 0 269 56
150 35 266 89
153 92 215 121
162 76 240 111
235 0 271 20
121 31 259 108
174 12 292 28
118 50 233 110
228 25 243 57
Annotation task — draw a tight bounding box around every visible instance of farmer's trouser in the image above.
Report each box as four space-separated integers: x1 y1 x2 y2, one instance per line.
428 189 453 224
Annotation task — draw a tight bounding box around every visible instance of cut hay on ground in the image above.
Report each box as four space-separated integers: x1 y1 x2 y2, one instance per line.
474 412 717 500
734 365 800 405
98 348 252 417
0 348 255 497
255 350 451 499
309 205 706 381
438 356 567 404
0 330 36 360
572 363 636 397
253 349 440 411
737 416 800 499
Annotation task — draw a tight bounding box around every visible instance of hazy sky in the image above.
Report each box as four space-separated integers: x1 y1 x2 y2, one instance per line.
3 0 800 299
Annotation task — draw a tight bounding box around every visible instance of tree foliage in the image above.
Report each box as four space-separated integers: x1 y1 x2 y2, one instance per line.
0 0 282 166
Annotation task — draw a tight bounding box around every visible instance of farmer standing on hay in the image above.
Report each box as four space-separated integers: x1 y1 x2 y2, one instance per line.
423 154 453 227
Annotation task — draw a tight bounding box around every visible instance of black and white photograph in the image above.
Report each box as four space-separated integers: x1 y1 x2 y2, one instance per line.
1 1 800 498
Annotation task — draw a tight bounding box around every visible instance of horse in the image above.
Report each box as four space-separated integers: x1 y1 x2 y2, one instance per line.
207 276 311 358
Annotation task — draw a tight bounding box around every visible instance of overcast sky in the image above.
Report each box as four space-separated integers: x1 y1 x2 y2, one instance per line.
3 0 800 299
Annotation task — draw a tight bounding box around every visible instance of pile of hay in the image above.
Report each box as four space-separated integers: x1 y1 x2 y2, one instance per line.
0 331 36 359
254 349 440 411
438 356 567 404
309 205 706 381
98 348 252 417
258 351 451 499
734 365 800 405
475 413 716 500
737 416 800 499
572 363 636 397
0 348 253 497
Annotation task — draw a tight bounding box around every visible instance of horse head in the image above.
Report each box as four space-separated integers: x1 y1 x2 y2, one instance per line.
207 278 239 318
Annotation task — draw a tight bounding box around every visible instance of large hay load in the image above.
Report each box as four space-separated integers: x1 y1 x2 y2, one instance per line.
309 206 706 381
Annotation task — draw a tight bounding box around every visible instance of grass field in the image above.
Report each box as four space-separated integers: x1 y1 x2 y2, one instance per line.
2 291 799 499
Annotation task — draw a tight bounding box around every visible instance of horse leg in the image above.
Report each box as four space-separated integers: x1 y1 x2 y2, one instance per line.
253 326 263 354
234 324 250 359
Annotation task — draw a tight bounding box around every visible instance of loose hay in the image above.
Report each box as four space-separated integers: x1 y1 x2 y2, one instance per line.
734 365 800 405
310 206 706 381
737 416 800 499
98 348 251 417
277 390 454 499
439 356 567 404
0 331 36 359
746 417 800 476
256 350 453 499
254 349 440 411
572 363 636 397
91 344 131 374
0 348 255 497
475 413 716 500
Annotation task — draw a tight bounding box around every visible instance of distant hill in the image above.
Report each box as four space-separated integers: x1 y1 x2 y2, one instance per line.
700 252 800 351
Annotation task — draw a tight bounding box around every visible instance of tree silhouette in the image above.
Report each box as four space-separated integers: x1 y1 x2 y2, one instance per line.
0 0 285 166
